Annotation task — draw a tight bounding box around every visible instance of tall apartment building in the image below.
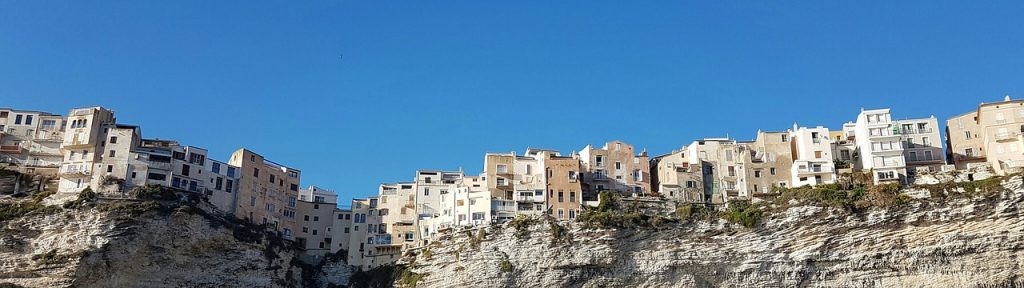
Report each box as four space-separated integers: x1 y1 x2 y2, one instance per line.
0 108 66 175
788 125 837 187
295 186 338 256
946 112 986 169
484 153 519 221
205 158 241 213
93 124 142 193
685 138 748 203
894 117 944 170
578 141 651 197
58 107 117 193
378 182 416 248
346 197 400 270
650 150 706 203
946 96 1024 174
454 174 490 226
539 150 583 220
413 170 463 243
851 108 907 184
228 149 302 239
330 207 353 254
744 130 794 196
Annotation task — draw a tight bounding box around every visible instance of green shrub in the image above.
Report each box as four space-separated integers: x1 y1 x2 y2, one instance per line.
499 258 514 273
508 215 539 239
547 218 569 245
131 185 178 201
398 269 428 288
31 249 75 266
0 188 62 222
719 201 762 228
0 283 27 288
63 188 97 209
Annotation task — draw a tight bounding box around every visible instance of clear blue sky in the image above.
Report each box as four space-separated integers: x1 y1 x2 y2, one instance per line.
2 2 1022 204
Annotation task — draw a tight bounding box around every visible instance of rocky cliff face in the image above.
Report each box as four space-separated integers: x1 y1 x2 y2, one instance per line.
0 186 352 288
402 177 1024 287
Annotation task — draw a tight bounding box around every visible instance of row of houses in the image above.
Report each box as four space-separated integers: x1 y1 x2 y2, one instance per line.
0 96 1016 270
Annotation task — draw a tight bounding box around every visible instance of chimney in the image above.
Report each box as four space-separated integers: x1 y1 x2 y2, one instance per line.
1005 95 1012 102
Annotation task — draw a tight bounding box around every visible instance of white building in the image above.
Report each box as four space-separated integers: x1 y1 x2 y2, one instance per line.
0 108 66 175
788 124 837 187
894 116 944 171
852 108 906 184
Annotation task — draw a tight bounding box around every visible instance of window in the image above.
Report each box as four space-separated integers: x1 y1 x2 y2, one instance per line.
14 115 22 125
314 216 319 221
250 196 256 207
147 173 167 181
595 155 604 166
699 151 707 159
754 170 762 178
110 136 118 144
106 165 113 173
814 151 822 158
726 150 733 161
288 196 296 208
922 137 931 146
496 178 506 186
569 210 576 219
424 188 430 196
924 150 933 160
525 164 531 175
558 209 565 219
770 168 777 175
568 171 578 180
25 115 32 125
496 164 508 174
225 180 233 193
909 152 918 161
781 134 789 142
965 131 972 139
686 181 696 188
181 164 190 176
569 191 576 202
227 167 236 177
290 184 298 191
253 168 260 178
269 175 276 183
615 162 621 170
728 166 736 177
302 227 308 233
558 191 564 202
109 150 116 157
633 169 642 181
344 227 350 233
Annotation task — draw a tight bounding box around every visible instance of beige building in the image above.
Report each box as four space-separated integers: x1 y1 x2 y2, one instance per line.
484 153 517 221
946 96 1024 174
228 149 302 240
378 182 417 248
579 141 651 198
0 108 66 175
295 186 338 256
744 131 794 197
946 112 986 169
650 150 706 203
58 107 117 193
685 138 748 204
330 207 352 254
346 197 401 270
541 151 583 220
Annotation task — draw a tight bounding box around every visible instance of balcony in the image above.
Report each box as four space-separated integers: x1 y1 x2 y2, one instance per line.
996 132 1020 142
59 164 91 176
0 145 25 153
34 132 64 142
516 195 544 203
795 165 833 175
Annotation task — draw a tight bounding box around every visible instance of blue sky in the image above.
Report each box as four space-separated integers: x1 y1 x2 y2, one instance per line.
2 1 1022 204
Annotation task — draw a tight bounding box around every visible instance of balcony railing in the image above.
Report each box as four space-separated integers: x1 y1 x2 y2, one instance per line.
796 166 833 174
996 132 1020 142
59 164 91 176
0 145 26 153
